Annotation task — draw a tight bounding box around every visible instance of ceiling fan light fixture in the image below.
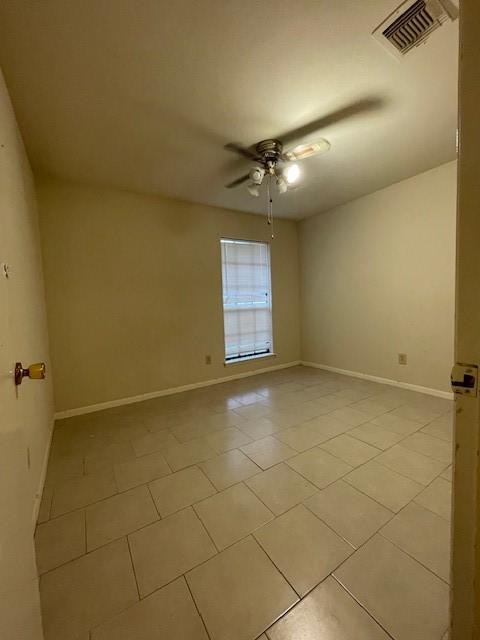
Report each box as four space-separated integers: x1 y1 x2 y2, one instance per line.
285 163 300 184
284 138 331 161
249 166 265 185
247 182 261 197
276 176 288 194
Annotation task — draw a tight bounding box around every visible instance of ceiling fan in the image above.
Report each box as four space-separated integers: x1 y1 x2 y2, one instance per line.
225 137 331 196
223 97 384 234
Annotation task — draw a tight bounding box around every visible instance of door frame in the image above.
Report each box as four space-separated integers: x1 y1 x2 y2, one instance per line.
451 1 480 637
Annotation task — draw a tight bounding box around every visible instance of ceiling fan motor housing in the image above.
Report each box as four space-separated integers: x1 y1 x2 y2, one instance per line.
256 139 283 161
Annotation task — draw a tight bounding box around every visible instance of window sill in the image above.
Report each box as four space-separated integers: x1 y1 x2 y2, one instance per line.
224 353 277 366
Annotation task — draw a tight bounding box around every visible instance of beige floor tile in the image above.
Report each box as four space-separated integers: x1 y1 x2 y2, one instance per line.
262 392 305 410
105 423 151 444
40 538 138 640
305 480 393 547
267 576 391 640
241 436 296 469
401 432 452 463
375 444 448 485
238 417 283 439
348 423 405 450
441 465 452 481
233 402 271 420
91 577 208 640
414 477 452 520
315 394 352 411
205 426 252 453
148 466 216 516
334 534 449 640
85 442 136 474
199 449 261 490
271 382 306 394
131 430 180 457
246 463 317 515
51 469 117 517
86 485 158 551
332 388 373 401
287 448 352 489
328 406 371 427
389 404 442 424
319 434 381 467
114 451 171 492
371 411 422 436
201 410 247 430
232 392 267 406
37 484 54 523
255 505 353 596
306 414 353 439
381 502 451 581
129 507 216 596
263 409 310 430
45 455 85 486
421 419 453 442
274 421 332 452
35 510 85 574
187 536 298 640
349 399 391 417
344 461 423 512
163 439 216 471
194 482 273 549
170 421 225 443
301 397 340 417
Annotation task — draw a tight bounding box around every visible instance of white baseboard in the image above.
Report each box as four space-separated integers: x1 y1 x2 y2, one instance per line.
32 418 55 528
54 360 302 420
301 361 453 400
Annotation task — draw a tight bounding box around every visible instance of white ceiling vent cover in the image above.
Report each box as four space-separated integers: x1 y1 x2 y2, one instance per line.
372 0 458 59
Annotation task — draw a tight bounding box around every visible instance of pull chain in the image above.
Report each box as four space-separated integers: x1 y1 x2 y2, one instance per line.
266 174 274 239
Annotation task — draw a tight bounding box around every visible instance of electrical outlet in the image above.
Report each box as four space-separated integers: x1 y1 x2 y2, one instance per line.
398 353 407 365
205 355 212 365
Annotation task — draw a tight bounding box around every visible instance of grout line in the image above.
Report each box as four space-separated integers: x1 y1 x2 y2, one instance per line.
146 483 162 520
126 535 141 601
377 529 451 586
183 575 213 640
330 574 397 640
190 503 221 553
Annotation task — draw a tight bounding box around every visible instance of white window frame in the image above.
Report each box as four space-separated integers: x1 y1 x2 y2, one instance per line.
220 237 274 365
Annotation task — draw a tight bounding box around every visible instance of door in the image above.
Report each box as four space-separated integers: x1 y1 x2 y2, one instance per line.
451 1 480 638
0 69 54 639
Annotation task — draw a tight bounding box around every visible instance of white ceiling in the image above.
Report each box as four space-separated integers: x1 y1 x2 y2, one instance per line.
0 1 458 219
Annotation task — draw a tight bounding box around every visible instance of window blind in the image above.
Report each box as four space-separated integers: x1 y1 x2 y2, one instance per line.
221 238 273 362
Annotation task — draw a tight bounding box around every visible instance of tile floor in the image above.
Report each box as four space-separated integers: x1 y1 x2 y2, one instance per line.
36 365 454 640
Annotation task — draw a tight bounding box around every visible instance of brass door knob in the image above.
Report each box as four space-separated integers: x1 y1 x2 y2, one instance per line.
14 362 46 386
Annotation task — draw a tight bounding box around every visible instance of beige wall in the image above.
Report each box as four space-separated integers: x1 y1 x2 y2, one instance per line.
0 68 54 639
300 161 456 393
37 177 301 413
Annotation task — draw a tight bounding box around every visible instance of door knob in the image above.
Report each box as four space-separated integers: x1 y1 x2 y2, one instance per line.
14 362 46 386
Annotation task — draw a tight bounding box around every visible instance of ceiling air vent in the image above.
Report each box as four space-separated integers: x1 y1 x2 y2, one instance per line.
372 0 458 59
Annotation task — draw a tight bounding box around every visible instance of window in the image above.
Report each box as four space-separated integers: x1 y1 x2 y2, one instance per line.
221 238 273 363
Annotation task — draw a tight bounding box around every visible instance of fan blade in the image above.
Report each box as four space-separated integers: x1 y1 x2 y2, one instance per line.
282 138 331 162
225 173 250 188
278 97 385 146
225 142 259 160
